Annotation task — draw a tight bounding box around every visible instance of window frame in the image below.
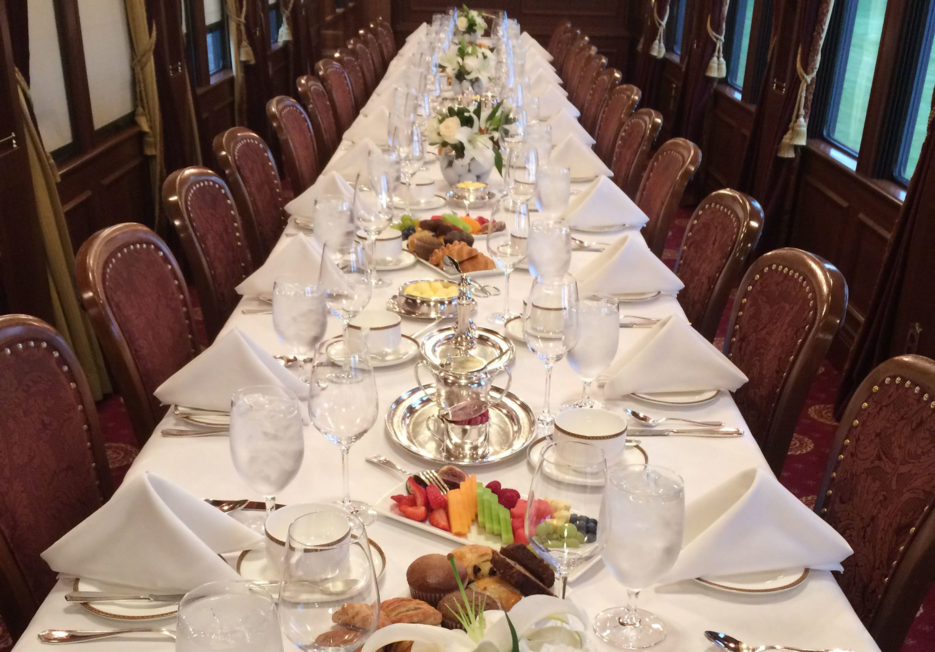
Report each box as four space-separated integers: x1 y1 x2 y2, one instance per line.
268 0 283 47
820 0 864 155
182 0 233 88
665 0 689 57
892 2 935 183
724 0 755 92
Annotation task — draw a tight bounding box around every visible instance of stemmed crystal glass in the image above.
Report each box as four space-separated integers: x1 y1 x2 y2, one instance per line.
396 123 424 214
506 139 538 210
526 219 571 280
523 275 579 435
309 345 379 524
229 386 304 521
177 581 282 652
594 464 685 649
565 295 620 408
525 441 606 600
280 510 380 651
358 153 397 289
535 164 571 219
486 201 528 324
272 277 327 365
320 242 372 345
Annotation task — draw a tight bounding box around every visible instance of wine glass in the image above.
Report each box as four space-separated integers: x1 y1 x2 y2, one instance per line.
396 123 424 214
565 295 620 408
535 164 571 219
177 581 282 652
525 441 606 599
272 277 327 365
280 510 380 651
486 201 528 324
506 139 538 210
229 386 304 521
355 174 393 289
523 275 579 435
594 464 685 649
526 218 571 280
309 345 379 524
320 242 372 345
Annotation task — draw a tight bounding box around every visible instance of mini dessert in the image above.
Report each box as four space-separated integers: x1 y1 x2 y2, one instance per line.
406 554 467 607
428 241 496 272
402 280 459 299
450 544 495 581
489 550 554 596
469 576 522 611
380 597 443 625
437 588 502 629
408 229 444 260
314 628 362 647
500 543 555 588
332 602 390 629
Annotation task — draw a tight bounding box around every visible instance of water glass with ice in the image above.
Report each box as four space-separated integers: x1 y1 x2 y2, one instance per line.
526 219 571 280
176 581 282 652
566 295 619 408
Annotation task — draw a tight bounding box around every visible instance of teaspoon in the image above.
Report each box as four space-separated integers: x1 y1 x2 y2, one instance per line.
704 630 852 652
625 408 722 428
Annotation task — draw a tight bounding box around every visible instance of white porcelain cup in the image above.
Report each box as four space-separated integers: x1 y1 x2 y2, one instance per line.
409 172 436 203
373 228 403 262
553 408 628 461
265 503 351 574
347 309 402 355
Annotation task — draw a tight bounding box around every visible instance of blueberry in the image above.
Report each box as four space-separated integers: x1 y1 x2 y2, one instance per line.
584 533 596 543
401 225 416 240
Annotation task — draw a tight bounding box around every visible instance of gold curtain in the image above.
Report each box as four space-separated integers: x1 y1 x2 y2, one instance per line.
14 71 110 399
226 0 254 125
124 0 165 226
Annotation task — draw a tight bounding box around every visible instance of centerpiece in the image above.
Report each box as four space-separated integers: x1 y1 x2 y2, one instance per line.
438 39 494 95
427 100 512 186
454 4 488 41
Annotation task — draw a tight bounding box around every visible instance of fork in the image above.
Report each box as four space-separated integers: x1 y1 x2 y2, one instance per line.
366 456 449 494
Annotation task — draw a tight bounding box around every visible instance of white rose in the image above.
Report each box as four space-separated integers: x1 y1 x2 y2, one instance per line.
456 16 468 31
462 55 478 73
438 116 462 142
476 16 487 32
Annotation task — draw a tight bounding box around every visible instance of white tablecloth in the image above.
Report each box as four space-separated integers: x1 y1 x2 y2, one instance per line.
13 27 879 652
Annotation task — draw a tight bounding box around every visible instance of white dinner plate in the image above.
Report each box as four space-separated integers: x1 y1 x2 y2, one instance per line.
525 436 647 486
376 250 418 271
570 174 599 184
324 335 420 368
71 578 178 622
615 291 663 303
391 194 447 211
570 223 631 233
695 568 810 594
235 539 387 582
503 316 523 343
630 390 721 406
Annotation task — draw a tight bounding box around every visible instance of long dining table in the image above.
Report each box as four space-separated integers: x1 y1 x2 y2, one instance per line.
14 24 881 652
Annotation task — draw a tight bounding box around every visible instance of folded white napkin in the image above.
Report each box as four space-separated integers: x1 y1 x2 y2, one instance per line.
603 315 747 396
548 110 594 147
661 468 853 584
154 328 309 412
42 474 261 592
521 32 554 62
538 86 580 120
527 60 561 86
549 135 611 179
563 176 647 229
530 69 565 98
344 107 391 146
286 170 373 219
406 23 428 42
576 233 681 297
235 235 323 297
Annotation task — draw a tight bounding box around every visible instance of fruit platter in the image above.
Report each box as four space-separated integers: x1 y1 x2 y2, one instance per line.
392 214 504 277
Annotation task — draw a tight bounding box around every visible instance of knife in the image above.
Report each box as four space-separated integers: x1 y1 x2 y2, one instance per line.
627 427 742 437
65 591 186 603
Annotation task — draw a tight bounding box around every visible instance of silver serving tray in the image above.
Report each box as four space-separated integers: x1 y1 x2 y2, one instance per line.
420 326 514 372
385 385 535 465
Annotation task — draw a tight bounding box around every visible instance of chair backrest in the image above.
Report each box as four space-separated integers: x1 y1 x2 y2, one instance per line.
562 38 593 83
570 53 607 110
724 247 847 475
347 38 378 92
594 84 641 164
359 28 386 74
674 189 763 340
372 19 397 63
267 95 321 194
547 20 572 54
581 67 622 135
315 59 357 132
611 108 663 197
334 50 367 109
634 137 702 256
297 74 340 161
76 223 200 442
552 29 580 70
0 315 113 637
163 166 255 339
815 354 935 652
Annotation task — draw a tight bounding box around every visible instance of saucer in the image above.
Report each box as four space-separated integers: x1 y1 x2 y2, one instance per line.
376 250 417 271
695 568 809 594
324 335 419 368
630 389 720 406
236 539 387 582
391 194 447 211
526 436 647 486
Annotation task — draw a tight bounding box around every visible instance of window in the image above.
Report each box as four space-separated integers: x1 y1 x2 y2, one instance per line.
268 0 282 46
666 0 688 56
205 0 229 75
823 0 887 153
725 0 755 90
895 7 935 182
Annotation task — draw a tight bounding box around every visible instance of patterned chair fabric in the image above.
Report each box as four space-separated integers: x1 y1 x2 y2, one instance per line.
372 19 397 63
359 29 387 74
581 68 622 136
347 39 378 93
725 248 847 475
316 59 357 132
267 95 322 194
570 54 606 111
562 39 594 84
815 354 935 652
0 315 113 638
163 166 255 339
594 84 641 164
334 51 367 109
552 29 580 71
611 108 663 198
634 137 702 256
297 75 340 162
213 127 288 262
76 223 200 443
547 20 572 55
674 189 763 340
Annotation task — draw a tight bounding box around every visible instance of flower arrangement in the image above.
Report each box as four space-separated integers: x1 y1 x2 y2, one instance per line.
438 39 494 91
455 5 487 38
426 100 512 176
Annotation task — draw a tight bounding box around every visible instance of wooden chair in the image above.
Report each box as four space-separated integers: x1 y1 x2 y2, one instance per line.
347 38 378 92
213 127 288 263
358 28 386 74
371 19 397 64
316 58 357 132
334 50 367 109
0 315 113 640
297 75 341 162
611 108 663 197
267 95 322 194
163 166 255 339
674 189 763 340
552 29 581 74
634 137 702 256
724 248 847 475
816 354 935 652
581 67 622 136
546 20 573 55
562 38 594 84
594 84 641 164
76 224 201 443
570 53 607 110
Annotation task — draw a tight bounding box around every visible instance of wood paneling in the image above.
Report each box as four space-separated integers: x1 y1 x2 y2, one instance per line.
704 87 755 193
195 74 237 166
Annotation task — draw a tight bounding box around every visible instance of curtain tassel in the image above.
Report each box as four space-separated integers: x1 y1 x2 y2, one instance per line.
650 2 668 60
777 132 796 159
790 115 808 146
705 15 726 79
278 21 292 43
778 49 816 158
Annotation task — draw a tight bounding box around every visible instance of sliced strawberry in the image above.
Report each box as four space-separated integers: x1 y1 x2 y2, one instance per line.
510 498 527 519
406 477 427 507
498 488 521 509
391 494 416 507
431 215 443 220
426 484 448 510
476 216 489 225
485 480 502 496
428 507 451 531
399 504 427 522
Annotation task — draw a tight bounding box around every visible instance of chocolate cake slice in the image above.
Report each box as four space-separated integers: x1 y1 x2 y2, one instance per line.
489 550 554 597
500 543 556 588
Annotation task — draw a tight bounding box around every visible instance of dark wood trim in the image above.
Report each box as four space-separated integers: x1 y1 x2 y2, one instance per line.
53 0 94 152
188 0 211 85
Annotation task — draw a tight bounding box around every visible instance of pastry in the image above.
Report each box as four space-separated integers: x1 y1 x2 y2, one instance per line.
406 554 467 607
381 597 442 625
500 543 555 588
429 240 477 266
469 576 522 611
332 602 389 629
314 628 362 647
408 229 444 260
437 588 503 629
489 550 554 597
457 250 495 272
450 544 496 581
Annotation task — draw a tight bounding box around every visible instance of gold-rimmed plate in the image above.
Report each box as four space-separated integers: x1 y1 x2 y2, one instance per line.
615 291 663 303
235 539 387 582
695 568 810 594
70 578 178 622
570 222 632 233
630 390 720 406
324 335 420 368
525 436 647 486
376 251 418 271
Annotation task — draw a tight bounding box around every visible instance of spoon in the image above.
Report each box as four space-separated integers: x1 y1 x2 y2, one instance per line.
704 630 851 652
204 498 250 512
38 628 177 643
625 408 722 428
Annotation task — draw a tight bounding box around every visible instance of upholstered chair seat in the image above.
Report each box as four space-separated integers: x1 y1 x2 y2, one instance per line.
611 108 663 198
359 29 387 74
267 96 322 194
347 39 379 93
570 53 606 110
297 75 341 161
594 84 641 164
551 29 580 71
581 68 622 135
334 51 368 109
316 59 357 132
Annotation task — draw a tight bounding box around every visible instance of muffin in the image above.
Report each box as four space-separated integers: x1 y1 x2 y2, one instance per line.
450 544 495 582
437 588 503 629
406 554 467 607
